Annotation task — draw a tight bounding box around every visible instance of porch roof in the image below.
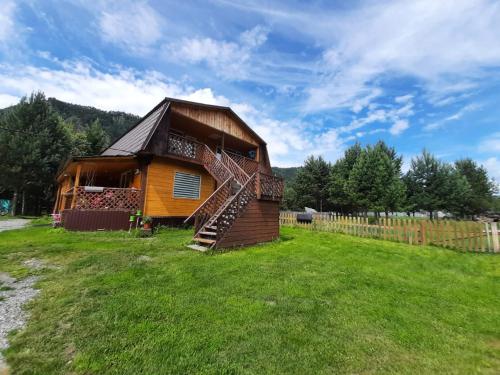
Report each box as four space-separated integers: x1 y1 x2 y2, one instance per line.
56 155 138 181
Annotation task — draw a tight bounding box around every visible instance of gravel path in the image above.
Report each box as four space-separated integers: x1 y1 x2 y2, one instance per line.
0 219 30 232
0 273 39 369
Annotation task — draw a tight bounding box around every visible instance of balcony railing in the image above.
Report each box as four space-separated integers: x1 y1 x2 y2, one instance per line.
166 132 284 201
167 133 204 163
257 172 284 201
66 186 141 211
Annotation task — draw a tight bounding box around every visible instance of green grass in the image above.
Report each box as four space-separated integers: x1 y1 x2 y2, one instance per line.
0 226 499 374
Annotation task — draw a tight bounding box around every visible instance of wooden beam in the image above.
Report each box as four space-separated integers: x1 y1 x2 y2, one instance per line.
52 185 61 214
70 164 82 209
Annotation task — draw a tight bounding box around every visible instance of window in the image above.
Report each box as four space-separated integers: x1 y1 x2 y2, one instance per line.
173 172 201 199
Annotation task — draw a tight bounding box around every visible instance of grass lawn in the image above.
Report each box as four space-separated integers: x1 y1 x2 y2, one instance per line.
0 226 499 374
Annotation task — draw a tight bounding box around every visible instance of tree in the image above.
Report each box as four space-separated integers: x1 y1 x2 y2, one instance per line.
0 92 72 215
328 143 362 214
446 169 473 218
454 158 496 216
346 141 405 217
404 151 460 219
281 185 298 211
293 156 331 211
85 119 110 155
64 121 89 157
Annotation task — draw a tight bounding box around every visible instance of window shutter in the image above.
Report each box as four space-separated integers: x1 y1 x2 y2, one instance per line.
173 172 201 199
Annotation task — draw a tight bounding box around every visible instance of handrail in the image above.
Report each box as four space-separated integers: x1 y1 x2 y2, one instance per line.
224 149 257 164
221 150 249 184
201 144 233 184
184 177 233 223
213 173 257 242
224 150 259 175
202 172 256 231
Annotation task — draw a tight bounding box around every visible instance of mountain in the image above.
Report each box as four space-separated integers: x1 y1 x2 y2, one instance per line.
272 166 300 184
46 98 140 141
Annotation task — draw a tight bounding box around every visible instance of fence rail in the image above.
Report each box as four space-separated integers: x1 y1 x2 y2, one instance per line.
280 212 500 253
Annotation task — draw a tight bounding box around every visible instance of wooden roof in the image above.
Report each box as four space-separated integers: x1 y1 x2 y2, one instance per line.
100 97 265 157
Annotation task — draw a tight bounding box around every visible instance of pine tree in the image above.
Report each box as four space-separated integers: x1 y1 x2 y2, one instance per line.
85 119 110 155
293 156 331 211
454 158 496 216
328 143 362 214
0 92 72 214
404 151 458 219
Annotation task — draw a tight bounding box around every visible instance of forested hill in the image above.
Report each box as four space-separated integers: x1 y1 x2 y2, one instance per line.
0 98 140 142
46 98 140 141
272 167 300 184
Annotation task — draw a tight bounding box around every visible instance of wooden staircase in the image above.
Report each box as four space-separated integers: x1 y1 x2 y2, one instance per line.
185 149 255 250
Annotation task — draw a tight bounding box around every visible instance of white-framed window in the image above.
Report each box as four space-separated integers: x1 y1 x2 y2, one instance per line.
173 172 201 199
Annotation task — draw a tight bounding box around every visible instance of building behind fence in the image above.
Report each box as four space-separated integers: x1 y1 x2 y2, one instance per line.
280 212 500 253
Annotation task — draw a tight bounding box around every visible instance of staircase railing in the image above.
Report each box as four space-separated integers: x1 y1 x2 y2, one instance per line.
184 177 233 232
224 151 259 176
201 145 233 184
221 150 249 184
166 133 233 185
214 173 257 243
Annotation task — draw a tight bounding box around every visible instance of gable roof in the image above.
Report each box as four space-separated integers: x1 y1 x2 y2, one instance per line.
101 97 265 157
165 97 265 145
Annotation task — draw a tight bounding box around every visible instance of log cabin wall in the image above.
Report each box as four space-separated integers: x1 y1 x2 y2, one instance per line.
144 156 216 217
216 200 280 248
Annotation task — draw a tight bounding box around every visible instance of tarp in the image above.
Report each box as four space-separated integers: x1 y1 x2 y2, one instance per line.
0 199 11 214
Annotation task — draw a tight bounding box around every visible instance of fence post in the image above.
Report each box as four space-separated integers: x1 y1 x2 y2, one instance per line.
419 221 426 245
492 222 499 253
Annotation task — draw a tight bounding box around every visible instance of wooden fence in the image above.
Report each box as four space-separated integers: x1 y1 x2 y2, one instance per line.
280 212 500 253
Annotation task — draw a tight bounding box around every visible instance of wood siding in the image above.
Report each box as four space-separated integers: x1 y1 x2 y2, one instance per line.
144 157 216 217
62 209 130 231
171 103 259 146
217 200 280 248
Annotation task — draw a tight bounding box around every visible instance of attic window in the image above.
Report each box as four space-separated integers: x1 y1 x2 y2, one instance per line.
173 172 201 199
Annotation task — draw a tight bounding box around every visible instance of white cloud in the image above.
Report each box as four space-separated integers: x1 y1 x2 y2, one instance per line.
0 0 16 43
0 59 337 166
395 94 413 104
339 95 414 135
479 132 500 153
165 26 268 79
423 103 481 131
482 157 500 185
0 61 186 115
99 1 163 52
302 0 500 112
0 93 19 109
389 119 409 135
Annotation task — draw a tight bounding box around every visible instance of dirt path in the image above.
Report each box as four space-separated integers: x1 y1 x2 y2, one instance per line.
0 273 39 370
0 219 30 232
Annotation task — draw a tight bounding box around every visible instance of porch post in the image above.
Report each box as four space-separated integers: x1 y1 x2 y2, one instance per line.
53 185 61 214
71 164 82 209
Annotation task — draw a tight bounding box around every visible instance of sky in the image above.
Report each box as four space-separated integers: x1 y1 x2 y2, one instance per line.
0 0 499 181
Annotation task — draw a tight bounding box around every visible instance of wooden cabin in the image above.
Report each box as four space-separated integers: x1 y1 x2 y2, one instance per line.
54 98 284 249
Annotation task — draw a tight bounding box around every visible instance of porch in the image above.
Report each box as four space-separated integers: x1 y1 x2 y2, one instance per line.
55 155 144 220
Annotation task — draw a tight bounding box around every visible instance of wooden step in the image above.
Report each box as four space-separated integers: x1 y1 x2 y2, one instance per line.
199 231 216 236
194 237 216 244
206 225 217 230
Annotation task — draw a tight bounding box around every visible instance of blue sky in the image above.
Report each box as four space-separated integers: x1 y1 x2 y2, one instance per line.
0 0 499 180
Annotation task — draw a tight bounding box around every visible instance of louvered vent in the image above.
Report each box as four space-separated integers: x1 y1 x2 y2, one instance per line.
173 172 201 199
